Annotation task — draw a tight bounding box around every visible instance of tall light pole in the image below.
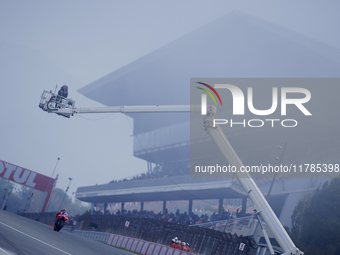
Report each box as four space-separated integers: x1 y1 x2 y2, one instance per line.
2 187 13 211
49 158 60 184
24 192 34 212
45 157 60 212
59 178 72 209
266 142 288 200
1 188 8 210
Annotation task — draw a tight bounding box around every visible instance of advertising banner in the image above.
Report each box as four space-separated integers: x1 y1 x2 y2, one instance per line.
0 159 55 212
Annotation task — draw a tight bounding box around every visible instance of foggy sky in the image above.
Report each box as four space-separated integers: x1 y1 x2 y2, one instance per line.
0 0 339 202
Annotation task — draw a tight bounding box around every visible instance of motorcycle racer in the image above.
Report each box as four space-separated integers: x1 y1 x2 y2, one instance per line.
54 209 69 231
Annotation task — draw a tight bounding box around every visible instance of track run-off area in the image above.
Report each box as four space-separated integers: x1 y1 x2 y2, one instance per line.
0 210 131 255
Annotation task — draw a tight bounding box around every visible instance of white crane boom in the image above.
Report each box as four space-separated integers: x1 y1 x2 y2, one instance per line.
38 90 303 254
39 90 193 118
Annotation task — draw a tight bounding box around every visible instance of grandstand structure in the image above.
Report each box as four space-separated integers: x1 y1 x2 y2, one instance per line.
75 11 340 229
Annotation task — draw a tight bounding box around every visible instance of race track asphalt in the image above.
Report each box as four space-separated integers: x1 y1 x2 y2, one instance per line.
0 210 131 255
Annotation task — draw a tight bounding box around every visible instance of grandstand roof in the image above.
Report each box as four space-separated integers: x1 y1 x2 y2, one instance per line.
75 176 246 204
78 11 340 128
77 11 340 164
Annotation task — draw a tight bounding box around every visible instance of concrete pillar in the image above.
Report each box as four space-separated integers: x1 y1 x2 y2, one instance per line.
90 203 94 215
104 202 107 214
242 197 247 216
163 201 167 214
218 198 223 215
121 202 125 212
140 201 144 212
147 162 152 174
188 199 193 214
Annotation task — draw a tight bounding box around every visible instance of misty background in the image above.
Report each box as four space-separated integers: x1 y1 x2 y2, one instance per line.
0 1 339 203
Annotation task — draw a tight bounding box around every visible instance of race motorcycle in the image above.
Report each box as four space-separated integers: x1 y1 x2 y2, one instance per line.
54 211 69 232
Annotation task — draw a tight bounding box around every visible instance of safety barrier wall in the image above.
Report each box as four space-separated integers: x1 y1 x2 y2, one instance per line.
72 231 195 255
106 233 195 255
18 212 81 231
73 230 111 243
18 212 258 254
79 214 258 255
18 212 57 224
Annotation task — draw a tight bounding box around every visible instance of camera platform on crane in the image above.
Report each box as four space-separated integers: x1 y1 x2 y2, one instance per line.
39 90 75 118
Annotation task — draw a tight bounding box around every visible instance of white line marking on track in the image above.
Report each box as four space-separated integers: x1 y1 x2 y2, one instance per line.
0 222 72 255
0 247 12 254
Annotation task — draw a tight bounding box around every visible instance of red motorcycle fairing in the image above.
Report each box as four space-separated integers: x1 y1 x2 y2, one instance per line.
59 212 69 220
54 212 69 232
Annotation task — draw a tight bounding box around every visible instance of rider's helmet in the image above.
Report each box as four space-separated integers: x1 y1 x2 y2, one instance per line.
60 209 67 214
182 242 186 246
187 243 190 246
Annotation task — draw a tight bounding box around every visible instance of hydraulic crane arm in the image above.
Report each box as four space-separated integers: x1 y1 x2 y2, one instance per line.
39 90 193 118
74 105 191 114
38 90 303 254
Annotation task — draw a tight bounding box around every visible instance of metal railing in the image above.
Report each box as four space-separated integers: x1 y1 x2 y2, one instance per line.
79 214 258 255
192 216 255 233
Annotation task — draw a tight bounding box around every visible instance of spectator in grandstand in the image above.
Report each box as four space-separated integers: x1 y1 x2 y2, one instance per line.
236 208 246 218
106 208 236 226
107 161 191 184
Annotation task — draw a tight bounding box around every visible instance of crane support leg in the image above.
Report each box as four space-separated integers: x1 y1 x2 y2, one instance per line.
203 113 303 255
